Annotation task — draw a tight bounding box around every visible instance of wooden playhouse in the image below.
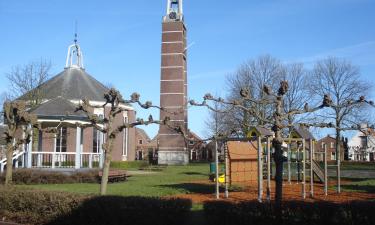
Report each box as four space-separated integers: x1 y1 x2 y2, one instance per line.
227 141 258 184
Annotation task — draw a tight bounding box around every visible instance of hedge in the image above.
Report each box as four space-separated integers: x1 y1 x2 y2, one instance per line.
0 187 192 225
204 200 375 225
0 186 86 225
0 169 100 185
48 196 192 225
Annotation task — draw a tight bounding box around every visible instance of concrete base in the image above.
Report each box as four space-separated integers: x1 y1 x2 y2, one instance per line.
158 151 189 165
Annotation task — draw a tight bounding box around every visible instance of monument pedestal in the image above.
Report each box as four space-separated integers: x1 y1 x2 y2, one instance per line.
158 150 189 165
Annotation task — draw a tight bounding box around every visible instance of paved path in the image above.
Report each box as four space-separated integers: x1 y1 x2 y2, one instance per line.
328 169 375 179
127 170 158 175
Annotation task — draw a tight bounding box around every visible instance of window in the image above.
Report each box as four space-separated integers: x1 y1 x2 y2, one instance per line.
331 152 336 160
93 128 100 153
330 142 335 148
360 136 368 148
189 141 194 145
321 142 325 149
56 127 67 152
139 140 143 145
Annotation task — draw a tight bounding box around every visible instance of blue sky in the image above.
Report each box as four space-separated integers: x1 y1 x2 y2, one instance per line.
0 0 374 139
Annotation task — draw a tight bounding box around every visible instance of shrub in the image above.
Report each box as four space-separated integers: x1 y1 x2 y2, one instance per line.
47 196 192 225
204 200 375 225
0 186 86 225
0 187 192 225
0 169 100 185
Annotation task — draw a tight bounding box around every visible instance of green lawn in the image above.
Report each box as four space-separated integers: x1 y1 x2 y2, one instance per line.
24 163 212 197
341 179 375 193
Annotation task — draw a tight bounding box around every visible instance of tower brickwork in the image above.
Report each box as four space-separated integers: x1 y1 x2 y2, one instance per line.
158 0 189 165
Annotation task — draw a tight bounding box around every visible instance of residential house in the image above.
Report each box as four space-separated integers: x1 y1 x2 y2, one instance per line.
348 126 375 162
135 128 158 162
315 135 345 162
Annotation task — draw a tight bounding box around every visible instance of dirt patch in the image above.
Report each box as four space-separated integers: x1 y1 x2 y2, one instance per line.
171 179 375 204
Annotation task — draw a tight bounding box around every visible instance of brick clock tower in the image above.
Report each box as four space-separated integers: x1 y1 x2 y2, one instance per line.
158 0 189 165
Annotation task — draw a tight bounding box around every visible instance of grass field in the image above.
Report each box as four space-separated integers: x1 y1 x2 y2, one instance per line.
20 161 375 197
341 178 375 193
25 163 212 197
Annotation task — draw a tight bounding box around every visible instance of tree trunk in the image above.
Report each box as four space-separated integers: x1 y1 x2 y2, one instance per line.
5 144 14 185
273 139 284 207
336 126 341 193
100 149 112 195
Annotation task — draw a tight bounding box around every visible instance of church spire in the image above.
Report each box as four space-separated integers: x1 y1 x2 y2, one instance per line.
165 0 183 21
65 22 84 69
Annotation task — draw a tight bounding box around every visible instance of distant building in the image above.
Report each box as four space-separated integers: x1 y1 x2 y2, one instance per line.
187 131 209 161
348 125 375 162
135 129 209 163
315 135 345 162
134 128 158 162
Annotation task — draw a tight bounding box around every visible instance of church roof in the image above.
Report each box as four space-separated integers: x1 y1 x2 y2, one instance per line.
19 67 109 102
30 96 87 120
291 127 315 140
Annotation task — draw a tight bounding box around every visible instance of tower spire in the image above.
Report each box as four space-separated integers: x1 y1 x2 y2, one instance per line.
74 20 78 45
165 0 183 21
65 21 84 69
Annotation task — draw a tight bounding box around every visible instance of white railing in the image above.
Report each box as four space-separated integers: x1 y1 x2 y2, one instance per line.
81 153 102 169
30 152 103 169
0 150 25 173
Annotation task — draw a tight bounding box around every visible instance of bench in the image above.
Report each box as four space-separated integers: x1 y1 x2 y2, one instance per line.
98 170 128 183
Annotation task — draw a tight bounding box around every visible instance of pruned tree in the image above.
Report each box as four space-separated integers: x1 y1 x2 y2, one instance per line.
309 57 372 192
226 55 284 134
2 101 38 185
204 97 227 137
6 59 51 105
282 63 310 130
76 88 170 195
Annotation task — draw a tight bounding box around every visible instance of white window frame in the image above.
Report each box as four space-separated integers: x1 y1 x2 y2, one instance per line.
122 116 129 157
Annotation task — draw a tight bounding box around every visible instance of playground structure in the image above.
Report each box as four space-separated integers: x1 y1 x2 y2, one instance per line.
213 127 331 202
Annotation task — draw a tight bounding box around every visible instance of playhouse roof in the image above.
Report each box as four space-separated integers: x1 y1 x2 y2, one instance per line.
227 141 258 160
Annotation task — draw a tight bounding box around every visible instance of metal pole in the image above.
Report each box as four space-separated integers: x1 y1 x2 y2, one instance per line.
267 137 271 201
310 139 314 198
337 144 341 193
297 146 300 184
302 139 306 199
257 136 263 202
215 140 219 199
324 144 328 196
224 142 229 198
287 143 291 184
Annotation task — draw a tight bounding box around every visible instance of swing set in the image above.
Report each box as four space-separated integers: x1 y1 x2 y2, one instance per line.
213 127 330 202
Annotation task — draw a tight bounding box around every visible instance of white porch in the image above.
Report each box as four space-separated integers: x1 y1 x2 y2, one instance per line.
0 124 105 173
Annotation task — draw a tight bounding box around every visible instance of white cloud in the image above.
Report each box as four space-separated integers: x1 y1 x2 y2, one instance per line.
287 41 375 66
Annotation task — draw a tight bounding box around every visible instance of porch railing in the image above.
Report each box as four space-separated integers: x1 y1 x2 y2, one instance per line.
30 152 103 169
